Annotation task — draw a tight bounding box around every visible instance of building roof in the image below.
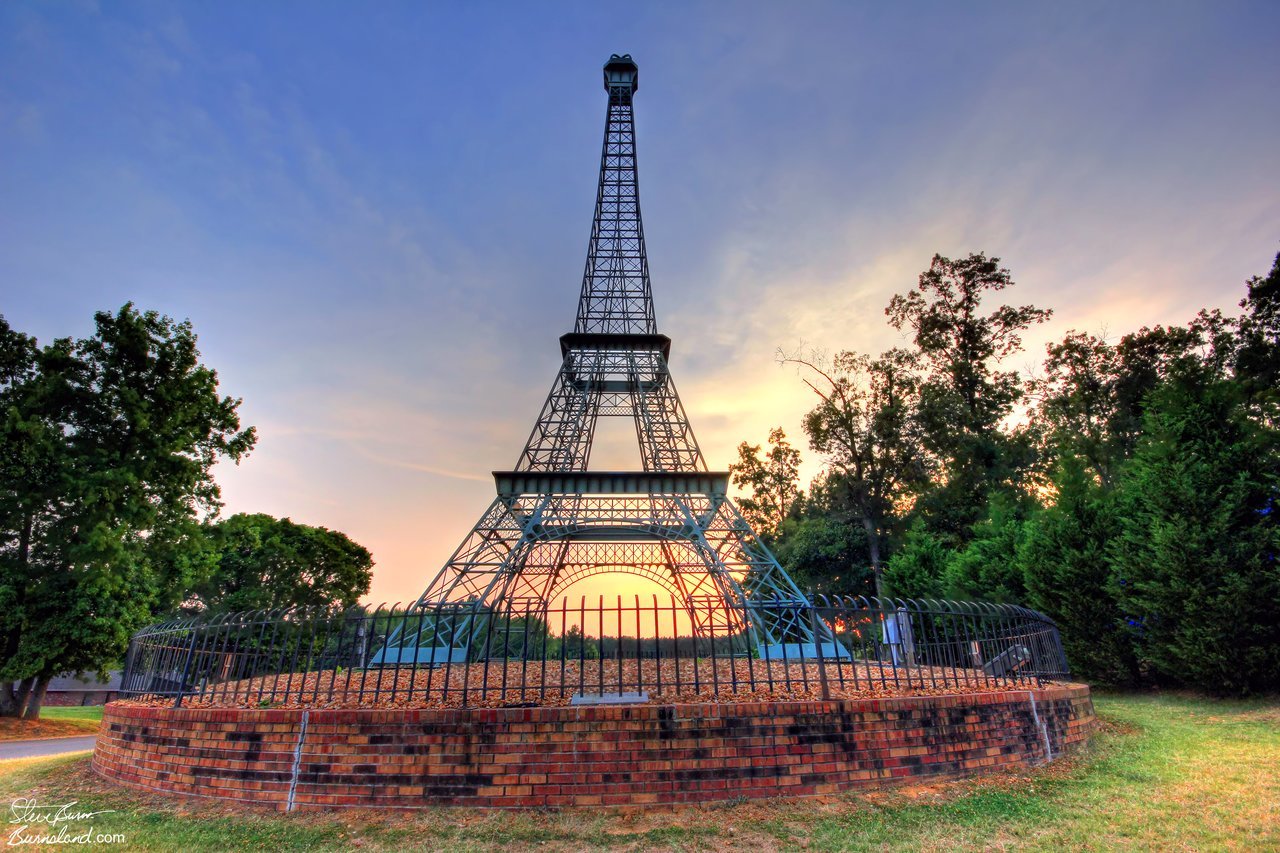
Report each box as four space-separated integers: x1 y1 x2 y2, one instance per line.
47 672 123 692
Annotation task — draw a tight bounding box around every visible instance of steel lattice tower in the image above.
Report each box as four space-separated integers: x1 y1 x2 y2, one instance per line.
393 55 815 658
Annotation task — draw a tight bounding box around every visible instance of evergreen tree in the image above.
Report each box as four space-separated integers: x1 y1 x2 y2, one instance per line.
1019 456 1138 685
1110 371 1280 695
942 495 1030 603
882 519 949 601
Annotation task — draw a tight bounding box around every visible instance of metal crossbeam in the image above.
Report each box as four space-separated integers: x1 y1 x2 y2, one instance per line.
494 471 728 496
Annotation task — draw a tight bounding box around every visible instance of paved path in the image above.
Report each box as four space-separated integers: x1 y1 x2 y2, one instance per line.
0 736 97 760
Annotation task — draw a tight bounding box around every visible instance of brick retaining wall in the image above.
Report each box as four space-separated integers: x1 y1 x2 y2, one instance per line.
92 684 1094 810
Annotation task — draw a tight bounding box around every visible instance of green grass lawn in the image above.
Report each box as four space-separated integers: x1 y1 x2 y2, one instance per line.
1 693 1276 851
41 705 105 723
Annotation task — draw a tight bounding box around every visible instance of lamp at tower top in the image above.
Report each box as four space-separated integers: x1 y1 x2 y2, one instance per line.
603 53 639 93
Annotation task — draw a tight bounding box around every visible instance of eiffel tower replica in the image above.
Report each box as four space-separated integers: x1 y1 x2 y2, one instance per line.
382 55 819 663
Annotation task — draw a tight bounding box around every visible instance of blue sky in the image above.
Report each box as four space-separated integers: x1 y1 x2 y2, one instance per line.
2 1 1278 603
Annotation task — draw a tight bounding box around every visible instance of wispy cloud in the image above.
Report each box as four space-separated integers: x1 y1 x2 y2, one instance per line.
348 445 493 484
3 1 1277 603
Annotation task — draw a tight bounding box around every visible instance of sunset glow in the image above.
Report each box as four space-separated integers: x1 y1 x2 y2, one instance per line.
2 3 1276 605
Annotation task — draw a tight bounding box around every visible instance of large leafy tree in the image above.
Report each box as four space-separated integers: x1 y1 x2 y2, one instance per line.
728 427 802 540
0 320 59 717
0 306 254 718
1235 251 1280 423
739 243 1280 698
1029 321 1219 489
887 253 1051 539
188 513 373 613
1029 331 1126 489
783 348 929 598
771 475 870 596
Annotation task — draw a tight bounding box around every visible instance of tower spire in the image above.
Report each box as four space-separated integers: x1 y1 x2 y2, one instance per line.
575 54 656 336
513 53 700 474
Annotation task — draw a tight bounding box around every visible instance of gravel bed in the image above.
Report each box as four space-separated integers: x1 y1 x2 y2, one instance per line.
118 658 1038 710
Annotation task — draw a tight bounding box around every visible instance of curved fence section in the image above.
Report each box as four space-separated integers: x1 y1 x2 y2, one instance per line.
119 596 1071 709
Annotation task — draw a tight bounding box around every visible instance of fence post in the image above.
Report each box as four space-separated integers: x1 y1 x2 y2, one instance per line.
808 594 831 702
174 629 198 709
120 639 138 696
897 607 916 668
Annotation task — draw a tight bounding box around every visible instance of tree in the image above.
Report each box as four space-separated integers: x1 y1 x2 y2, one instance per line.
1235 250 1280 423
771 477 869 595
0 306 255 718
550 624 599 660
783 348 929 598
1022 257 1276 690
1110 369 1280 695
1019 455 1139 685
942 494 1030 604
187 513 374 613
729 427 801 540
1029 331 1124 489
1029 323 1215 489
881 519 948 601
0 319 58 716
886 253 1051 539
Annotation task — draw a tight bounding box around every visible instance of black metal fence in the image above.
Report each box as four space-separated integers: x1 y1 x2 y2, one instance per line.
119 596 1070 709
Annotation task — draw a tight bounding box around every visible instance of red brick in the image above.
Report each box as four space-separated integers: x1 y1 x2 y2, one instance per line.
93 683 1097 811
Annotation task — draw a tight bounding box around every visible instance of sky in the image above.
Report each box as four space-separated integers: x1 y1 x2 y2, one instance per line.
2 1 1278 605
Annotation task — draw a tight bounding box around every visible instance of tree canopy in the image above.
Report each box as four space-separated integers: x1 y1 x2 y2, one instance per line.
728 427 801 540
749 246 1280 695
779 348 929 597
0 305 256 717
189 513 374 613
886 252 1051 539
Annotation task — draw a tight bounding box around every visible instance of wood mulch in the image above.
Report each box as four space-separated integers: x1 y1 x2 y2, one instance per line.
117 658 1033 710
0 716 100 741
